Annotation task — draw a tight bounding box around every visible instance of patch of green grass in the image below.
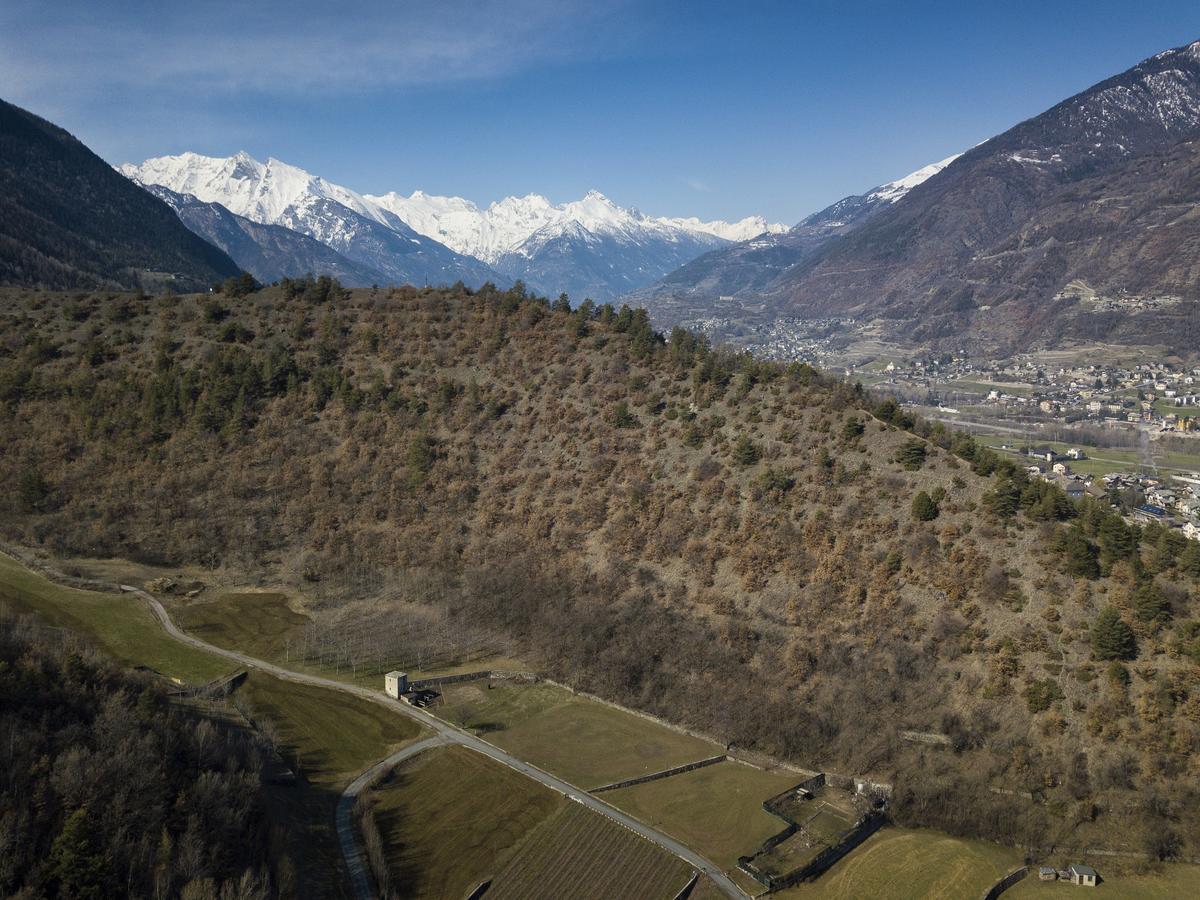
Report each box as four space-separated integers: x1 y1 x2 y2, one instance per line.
369 745 563 899
0 554 231 683
606 760 802 869
1155 399 1198 420
1007 863 1200 899
237 672 425 786
776 827 1021 900
440 681 723 787
488 800 693 900
176 591 308 661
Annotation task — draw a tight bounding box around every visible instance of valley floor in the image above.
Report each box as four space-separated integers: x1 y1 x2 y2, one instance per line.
4 548 1200 900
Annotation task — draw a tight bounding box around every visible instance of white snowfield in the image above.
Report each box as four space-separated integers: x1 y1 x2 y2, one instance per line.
122 151 786 267
865 153 962 203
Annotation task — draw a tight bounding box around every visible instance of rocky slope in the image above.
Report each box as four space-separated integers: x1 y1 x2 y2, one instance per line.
144 184 383 286
627 155 959 326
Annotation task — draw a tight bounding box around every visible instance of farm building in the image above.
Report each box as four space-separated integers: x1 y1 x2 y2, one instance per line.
1038 866 1057 881
385 671 408 699
1068 864 1098 886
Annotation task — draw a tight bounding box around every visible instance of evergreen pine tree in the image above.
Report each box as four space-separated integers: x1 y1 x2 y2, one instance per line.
1092 606 1137 660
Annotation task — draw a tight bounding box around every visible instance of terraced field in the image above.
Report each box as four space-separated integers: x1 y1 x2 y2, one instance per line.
488 801 695 900
237 671 425 786
176 590 308 661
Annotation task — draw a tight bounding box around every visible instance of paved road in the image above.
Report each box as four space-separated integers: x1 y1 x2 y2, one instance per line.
120 585 747 900
336 735 448 898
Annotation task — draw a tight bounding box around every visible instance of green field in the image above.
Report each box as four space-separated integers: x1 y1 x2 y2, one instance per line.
368 744 563 899
1007 863 1200 898
984 438 1200 478
0 553 232 683
487 800 693 900
1155 398 1198 420
606 760 802 869
237 672 425 786
439 680 723 787
776 827 1021 900
176 590 309 661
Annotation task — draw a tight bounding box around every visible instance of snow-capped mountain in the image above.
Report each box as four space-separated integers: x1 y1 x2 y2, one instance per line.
637 38 1200 357
122 153 501 288
625 152 964 318
122 151 783 300
142 183 383 286
367 188 785 265
367 187 786 300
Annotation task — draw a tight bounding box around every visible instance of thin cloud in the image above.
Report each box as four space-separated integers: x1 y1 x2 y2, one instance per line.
684 177 711 192
1 0 635 101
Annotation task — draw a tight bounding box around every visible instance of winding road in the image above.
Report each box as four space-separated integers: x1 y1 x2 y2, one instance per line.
119 584 747 900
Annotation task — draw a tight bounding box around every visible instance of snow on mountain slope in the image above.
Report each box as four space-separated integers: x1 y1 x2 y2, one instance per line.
122 152 501 287
123 150 784 300
865 153 963 203
122 152 388 228
366 187 785 263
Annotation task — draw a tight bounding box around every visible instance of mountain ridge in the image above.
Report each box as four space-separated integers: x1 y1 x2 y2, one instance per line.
631 39 1200 356
123 151 784 301
0 98 240 291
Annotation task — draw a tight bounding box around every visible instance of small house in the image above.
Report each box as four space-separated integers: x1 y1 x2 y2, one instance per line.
1068 864 1098 886
385 671 408 699
1038 866 1057 881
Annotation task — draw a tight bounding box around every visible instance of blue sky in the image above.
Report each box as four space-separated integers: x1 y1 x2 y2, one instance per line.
4 0 1200 223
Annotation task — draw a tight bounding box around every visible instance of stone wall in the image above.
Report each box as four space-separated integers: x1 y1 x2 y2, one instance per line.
590 755 728 794
981 866 1027 900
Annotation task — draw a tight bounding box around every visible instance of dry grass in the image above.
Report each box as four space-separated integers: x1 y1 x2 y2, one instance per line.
776 827 1020 900
605 760 800 869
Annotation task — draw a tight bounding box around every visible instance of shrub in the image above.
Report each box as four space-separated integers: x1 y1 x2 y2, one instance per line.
912 490 939 521
1023 678 1063 713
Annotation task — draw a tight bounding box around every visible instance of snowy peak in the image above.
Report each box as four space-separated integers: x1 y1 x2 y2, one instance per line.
122 149 785 301
366 186 785 263
865 153 962 204
122 151 389 229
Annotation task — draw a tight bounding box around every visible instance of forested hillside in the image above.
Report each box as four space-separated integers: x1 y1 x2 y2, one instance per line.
0 609 278 898
1 281 1199 857
0 98 239 291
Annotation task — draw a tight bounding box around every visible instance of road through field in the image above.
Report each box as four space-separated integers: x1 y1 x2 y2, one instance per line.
120 583 746 900
336 734 448 898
